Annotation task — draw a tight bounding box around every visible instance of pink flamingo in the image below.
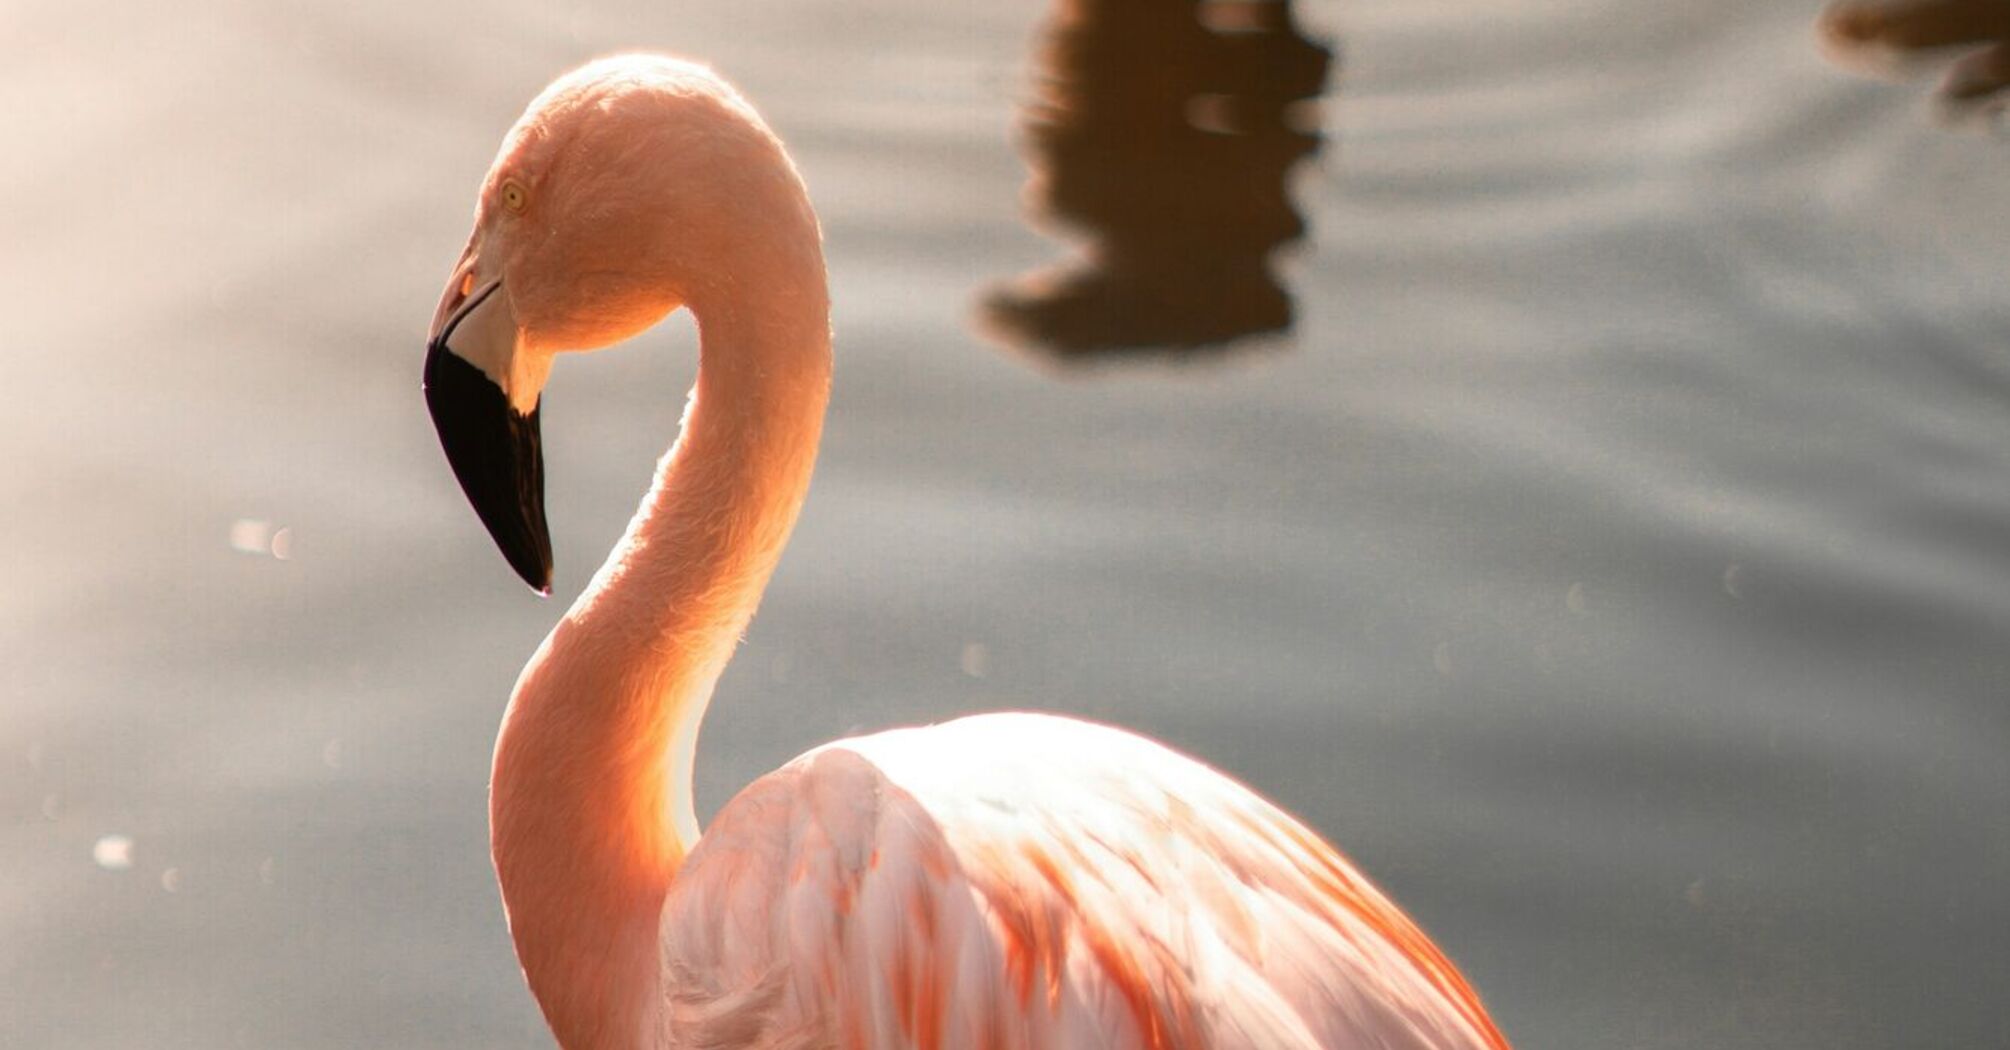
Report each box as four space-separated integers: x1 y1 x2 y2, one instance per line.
422 55 1510 1050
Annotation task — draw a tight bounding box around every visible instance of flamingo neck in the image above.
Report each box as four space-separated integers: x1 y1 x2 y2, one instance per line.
489 234 830 1050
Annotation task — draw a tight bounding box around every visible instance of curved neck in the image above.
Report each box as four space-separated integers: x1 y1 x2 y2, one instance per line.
490 232 829 1049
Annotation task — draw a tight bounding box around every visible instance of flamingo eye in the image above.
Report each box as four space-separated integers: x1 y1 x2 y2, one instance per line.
501 180 528 213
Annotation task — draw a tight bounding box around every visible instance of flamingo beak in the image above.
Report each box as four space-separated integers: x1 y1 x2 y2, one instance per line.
423 255 554 596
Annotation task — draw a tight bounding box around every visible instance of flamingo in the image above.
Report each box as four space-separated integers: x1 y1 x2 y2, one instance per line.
421 55 1510 1050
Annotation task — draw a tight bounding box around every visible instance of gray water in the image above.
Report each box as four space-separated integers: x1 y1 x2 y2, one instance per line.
5 1 2008 1047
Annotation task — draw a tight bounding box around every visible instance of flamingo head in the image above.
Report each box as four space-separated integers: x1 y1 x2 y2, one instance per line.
424 55 802 594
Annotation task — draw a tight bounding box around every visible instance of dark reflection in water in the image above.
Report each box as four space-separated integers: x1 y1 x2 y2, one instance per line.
1819 0 2010 119
979 0 1333 362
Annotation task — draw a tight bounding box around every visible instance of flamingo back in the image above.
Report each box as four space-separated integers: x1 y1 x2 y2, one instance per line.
657 712 1509 1050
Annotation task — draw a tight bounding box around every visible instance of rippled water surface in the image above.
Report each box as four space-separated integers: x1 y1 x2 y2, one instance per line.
5 1 2008 1047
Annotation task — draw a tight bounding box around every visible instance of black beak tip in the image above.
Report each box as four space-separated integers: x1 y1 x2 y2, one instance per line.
506 547 554 597
424 340 555 596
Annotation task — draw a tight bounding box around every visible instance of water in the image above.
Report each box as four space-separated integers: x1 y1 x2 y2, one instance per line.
4 1 2008 1046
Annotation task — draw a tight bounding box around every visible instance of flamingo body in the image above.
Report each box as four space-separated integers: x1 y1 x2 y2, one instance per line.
664 712 1504 1049
419 55 1510 1050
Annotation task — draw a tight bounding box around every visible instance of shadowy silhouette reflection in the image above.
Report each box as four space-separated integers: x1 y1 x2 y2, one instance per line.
980 0 1333 363
1819 0 2010 121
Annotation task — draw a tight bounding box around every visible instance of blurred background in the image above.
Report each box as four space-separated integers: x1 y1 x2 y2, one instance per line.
5 0 2009 1046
